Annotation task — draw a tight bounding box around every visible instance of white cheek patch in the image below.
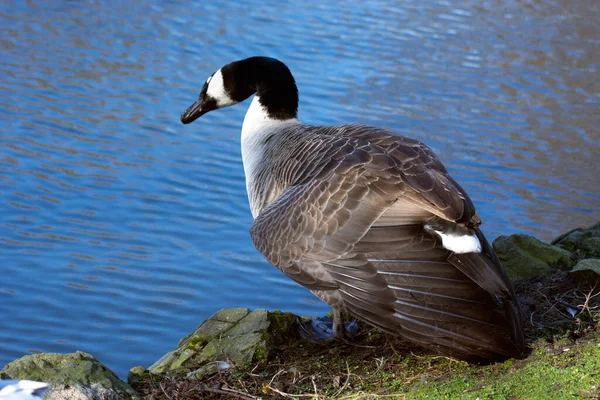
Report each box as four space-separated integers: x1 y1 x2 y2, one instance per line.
432 230 482 254
206 68 235 107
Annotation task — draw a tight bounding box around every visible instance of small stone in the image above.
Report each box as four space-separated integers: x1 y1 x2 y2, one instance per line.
569 258 600 285
333 375 341 388
186 361 231 379
127 366 149 387
493 234 573 280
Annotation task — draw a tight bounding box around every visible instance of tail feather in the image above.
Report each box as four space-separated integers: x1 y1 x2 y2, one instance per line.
322 223 526 361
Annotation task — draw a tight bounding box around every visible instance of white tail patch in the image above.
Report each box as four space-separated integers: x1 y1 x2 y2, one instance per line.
432 230 482 254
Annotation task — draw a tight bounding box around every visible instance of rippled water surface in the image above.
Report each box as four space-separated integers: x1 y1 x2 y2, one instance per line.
1 0 598 377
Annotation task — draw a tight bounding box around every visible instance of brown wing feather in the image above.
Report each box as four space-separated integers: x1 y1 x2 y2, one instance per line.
337 125 480 226
250 154 401 268
313 222 522 360
249 124 525 361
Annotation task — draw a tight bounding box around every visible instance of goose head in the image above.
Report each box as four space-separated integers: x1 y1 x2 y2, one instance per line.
181 66 248 124
180 57 299 124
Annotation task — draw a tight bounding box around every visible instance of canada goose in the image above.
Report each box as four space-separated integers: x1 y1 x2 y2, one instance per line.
181 56 525 361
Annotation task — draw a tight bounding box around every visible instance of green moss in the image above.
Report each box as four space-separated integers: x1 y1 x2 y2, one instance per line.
187 335 208 349
127 366 150 387
137 310 600 399
148 308 290 378
1 352 139 399
264 310 298 347
493 234 573 280
408 336 600 399
252 340 267 361
553 222 600 260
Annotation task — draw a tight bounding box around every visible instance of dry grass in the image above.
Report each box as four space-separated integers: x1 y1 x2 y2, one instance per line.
515 270 600 341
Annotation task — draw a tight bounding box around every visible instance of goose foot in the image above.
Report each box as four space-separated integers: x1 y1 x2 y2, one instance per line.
299 309 359 342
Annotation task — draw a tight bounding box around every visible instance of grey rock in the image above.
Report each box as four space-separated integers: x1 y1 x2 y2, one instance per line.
552 222 600 258
141 308 296 379
493 234 573 280
570 258 600 285
0 352 138 400
125 366 149 389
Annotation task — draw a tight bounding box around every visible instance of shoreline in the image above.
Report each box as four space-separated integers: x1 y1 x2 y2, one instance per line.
2 222 599 399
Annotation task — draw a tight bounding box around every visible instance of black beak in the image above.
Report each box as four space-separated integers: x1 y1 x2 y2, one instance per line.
180 99 205 124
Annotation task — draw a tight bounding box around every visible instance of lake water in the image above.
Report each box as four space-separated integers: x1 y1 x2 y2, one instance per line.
1 0 598 378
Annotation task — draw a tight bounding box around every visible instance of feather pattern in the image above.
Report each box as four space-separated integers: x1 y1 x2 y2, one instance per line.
181 56 524 361
249 124 525 361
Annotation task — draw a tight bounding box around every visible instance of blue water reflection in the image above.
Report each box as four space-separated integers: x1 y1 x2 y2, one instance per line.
0 0 598 377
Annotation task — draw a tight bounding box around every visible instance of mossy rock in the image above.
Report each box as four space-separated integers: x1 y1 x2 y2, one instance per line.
0 351 139 399
493 234 573 280
570 258 600 285
143 308 297 379
552 222 600 259
127 365 150 388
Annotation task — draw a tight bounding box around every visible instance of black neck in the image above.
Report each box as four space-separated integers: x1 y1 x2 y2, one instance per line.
221 57 299 120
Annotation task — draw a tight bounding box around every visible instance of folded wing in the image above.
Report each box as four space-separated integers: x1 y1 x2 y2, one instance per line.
250 126 525 361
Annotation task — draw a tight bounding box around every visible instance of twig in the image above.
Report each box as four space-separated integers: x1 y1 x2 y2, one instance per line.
202 387 257 400
220 385 260 400
388 339 403 355
374 356 388 373
537 287 573 319
337 392 407 399
248 363 261 377
410 353 459 363
268 368 286 386
332 361 352 398
555 298 583 311
579 284 600 313
159 382 172 400
264 384 317 398
311 375 319 398
338 337 380 348
296 373 315 386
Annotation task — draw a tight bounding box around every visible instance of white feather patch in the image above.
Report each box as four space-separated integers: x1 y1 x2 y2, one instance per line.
241 95 273 139
241 95 300 143
206 69 235 107
0 380 49 396
433 230 482 254
241 95 300 218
